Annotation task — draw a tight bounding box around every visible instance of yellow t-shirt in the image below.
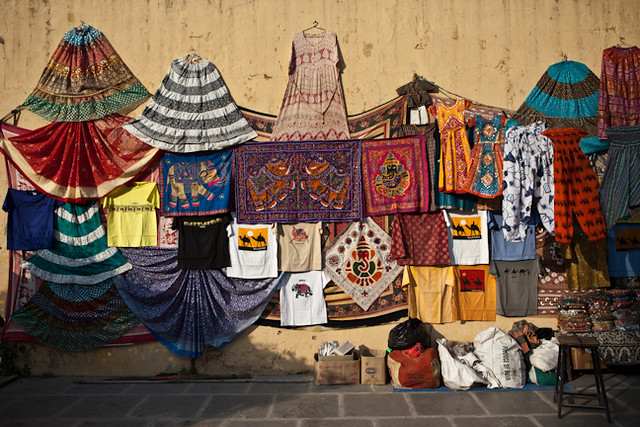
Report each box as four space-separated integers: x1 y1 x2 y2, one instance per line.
455 265 496 321
101 182 160 247
402 265 459 324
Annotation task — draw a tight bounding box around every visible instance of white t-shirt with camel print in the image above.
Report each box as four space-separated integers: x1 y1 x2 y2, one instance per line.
444 209 489 265
226 214 278 279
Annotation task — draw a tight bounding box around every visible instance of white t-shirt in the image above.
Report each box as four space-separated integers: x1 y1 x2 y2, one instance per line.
225 214 278 279
444 209 489 265
279 271 330 326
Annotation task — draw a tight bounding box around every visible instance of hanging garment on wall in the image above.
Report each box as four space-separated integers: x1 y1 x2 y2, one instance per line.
324 218 403 311
172 213 232 270
488 211 537 261
429 99 472 194
3 189 64 250
535 226 569 316
563 219 610 291
502 122 555 242
402 265 458 324
509 60 600 145
159 150 232 216
101 182 159 247
114 247 282 357
279 271 331 326
597 46 640 139
10 280 140 351
122 55 257 152
455 265 496 321
390 212 450 266
226 215 278 279
395 75 439 108
23 202 131 285
461 113 504 198
21 25 150 122
599 126 640 230
22 202 132 285
361 135 429 215
242 96 407 142
270 30 350 141
444 210 489 265
607 224 640 277
490 256 546 317
398 124 440 211
0 115 162 202
542 128 606 244
234 140 362 223
277 222 323 272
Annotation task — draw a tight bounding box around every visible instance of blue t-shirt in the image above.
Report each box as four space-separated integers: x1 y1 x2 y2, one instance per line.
488 211 537 261
607 224 640 277
3 189 63 250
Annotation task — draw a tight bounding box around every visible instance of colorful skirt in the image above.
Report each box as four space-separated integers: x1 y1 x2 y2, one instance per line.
122 56 257 152
0 115 161 202
22 25 150 122
23 202 132 285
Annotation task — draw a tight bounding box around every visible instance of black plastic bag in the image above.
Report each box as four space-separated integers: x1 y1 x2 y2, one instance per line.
388 318 429 350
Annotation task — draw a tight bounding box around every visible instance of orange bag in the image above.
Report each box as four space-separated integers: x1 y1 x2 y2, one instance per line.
387 347 442 388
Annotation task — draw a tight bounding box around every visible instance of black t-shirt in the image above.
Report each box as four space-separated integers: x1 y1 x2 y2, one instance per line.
172 213 232 270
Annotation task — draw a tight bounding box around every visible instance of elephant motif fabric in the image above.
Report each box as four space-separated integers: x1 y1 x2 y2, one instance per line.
234 140 362 223
159 150 232 216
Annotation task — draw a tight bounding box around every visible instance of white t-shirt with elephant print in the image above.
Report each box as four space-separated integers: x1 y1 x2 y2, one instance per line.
279 271 330 326
225 214 278 279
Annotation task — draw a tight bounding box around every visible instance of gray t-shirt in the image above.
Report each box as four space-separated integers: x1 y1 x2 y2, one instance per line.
490 256 546 317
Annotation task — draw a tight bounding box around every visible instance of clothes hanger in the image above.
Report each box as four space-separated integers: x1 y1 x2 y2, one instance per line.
186 48 202 63
616 36 634 47
303 20 326 34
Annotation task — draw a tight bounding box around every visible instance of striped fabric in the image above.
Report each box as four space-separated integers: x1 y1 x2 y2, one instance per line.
122 56 257 152
10 280 140 351
597 46 640 139
23 202 132 284
22 25 150 122
599 126 640 230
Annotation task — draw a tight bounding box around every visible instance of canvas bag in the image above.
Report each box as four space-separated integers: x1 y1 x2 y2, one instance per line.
435 338 487 390
473 327 526 388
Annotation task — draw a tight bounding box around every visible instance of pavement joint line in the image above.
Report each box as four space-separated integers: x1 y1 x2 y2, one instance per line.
194 393 213 418
264 392 276 418
527 414 547 427
338 392 345 418
532 389 557 409
402 391 418 416
468 390 491 415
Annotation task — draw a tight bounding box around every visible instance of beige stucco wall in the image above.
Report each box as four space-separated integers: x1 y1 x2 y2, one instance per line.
0 0 638 376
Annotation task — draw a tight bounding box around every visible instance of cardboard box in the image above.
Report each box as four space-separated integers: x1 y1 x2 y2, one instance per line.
314 351 360 385
570 348 606 370
359 346 387 385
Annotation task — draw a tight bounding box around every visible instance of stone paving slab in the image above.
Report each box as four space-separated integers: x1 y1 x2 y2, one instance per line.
407 392 486 416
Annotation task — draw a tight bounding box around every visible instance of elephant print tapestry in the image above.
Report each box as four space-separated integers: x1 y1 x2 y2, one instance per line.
361 135 429 216
234 140 362 224
159 150 232 216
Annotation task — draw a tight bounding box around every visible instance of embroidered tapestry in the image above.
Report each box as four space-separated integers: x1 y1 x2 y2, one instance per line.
234 140 362 223
324 218 403 310
536 226 569 315
361 135 429 215
159 150 232 216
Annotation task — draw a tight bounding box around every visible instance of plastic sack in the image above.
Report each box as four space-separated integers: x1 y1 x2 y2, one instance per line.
436 338 487 390
387 347 441 389
388 318 429 350
529 338 559 372
473 327 526 389
529 366 557 386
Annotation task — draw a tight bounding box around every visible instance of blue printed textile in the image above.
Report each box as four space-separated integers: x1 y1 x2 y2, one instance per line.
159 150 233 216
114 247 282 358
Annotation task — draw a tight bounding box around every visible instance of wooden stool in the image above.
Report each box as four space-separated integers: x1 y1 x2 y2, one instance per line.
554 335 611 423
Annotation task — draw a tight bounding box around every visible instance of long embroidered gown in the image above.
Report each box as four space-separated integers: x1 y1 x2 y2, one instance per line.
462 113 505 198
270 30 350 141
429 99 472 193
